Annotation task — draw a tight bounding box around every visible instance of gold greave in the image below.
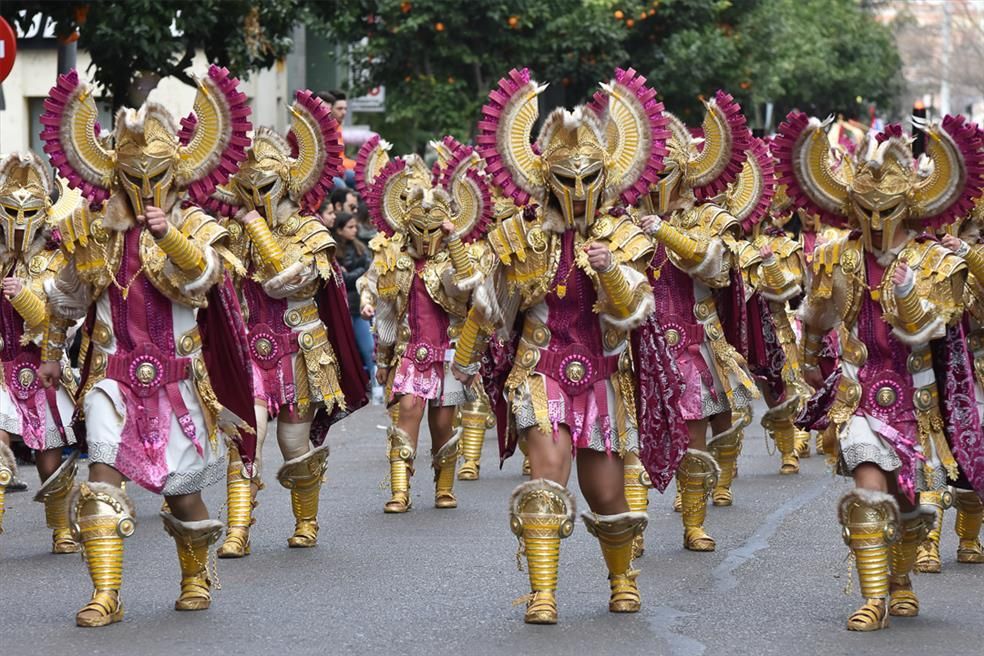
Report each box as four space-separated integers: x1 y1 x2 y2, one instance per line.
761 396 801 474
582 511 647 613
954 490 984 563
433 431 460 509
678 449 719 552
385 426 415 513
915 490 948 573
622 453 651 558
161 513 223 611
217 450 255 558
510 479 575 625
0 441 16 534
889 509 932 617
70 482 136 627
838 489 900 631
35 453 81 553
458 396 492 481
795 430 811 458
277 444 329 548
708 424 743 507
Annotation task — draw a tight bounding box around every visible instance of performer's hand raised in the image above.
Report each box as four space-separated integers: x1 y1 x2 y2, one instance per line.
941 233 963 253
138 205 170 238
639 214 662 235
891 260 912 289
585 242 612 271
2 277 24 299
441 220 456 235
759 244 775 261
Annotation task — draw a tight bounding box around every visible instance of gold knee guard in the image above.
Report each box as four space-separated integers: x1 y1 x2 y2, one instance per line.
0 441 16 534
458 395 494 481
954 490 984 563
277 444 328 547
433 431 460 509
70 482 136 627
218 447 258 558
161 513 223 611
622 453 651 558
889 508 933 617
838 489 900 632
582 511 647 613
678 449 719 552
761 395 801 475
385 427 415 513
708 424 743 507
915 490 949 573
510 479 575 625
35 453 81 554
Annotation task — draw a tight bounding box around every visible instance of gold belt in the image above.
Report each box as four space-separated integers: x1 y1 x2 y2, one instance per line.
284 303 320 328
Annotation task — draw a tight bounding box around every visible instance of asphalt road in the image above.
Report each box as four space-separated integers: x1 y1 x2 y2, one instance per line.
2 402 983 656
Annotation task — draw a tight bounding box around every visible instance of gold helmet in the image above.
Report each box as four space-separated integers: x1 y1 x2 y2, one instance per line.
774 113 984 251
0 152 52 251
476 67 668 227
40 66 252 214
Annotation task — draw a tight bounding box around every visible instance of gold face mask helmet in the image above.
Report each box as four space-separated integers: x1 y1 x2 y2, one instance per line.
0 153 52 252
847 140 912 252
537 108 608 227
231 129 291 222
114 103 181 217
403 187 452 257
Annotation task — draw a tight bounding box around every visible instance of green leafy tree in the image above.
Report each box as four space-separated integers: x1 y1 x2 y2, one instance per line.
3 1 301 110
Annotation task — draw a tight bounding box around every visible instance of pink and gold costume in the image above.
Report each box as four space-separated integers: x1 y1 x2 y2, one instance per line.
39 65 254 626
778 112 984 631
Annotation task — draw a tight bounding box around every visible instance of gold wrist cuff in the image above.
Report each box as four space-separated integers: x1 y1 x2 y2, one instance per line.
454 314 484 371
896 285 929 333
42 320 69 362
243 218 285 273
762 258 788 295
156 226 206 275
447 236 476 282
654 222 700 262
965 246 984 283
802 332 822 366
10 288 46 328
598 264 636 319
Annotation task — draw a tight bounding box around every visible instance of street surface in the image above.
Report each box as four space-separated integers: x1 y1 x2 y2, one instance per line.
3 402 983 655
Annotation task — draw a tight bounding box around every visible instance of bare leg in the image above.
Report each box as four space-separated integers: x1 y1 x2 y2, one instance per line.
164 492 209 522
395 394 426 451
428 404 460 508
427 405 457 453
577 450 629 515
88 462 125 487
524 425 574 486
35 447 63 482
687 419 709 450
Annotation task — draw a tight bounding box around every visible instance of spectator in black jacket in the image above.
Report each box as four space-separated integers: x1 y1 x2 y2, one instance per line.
333 212 375 382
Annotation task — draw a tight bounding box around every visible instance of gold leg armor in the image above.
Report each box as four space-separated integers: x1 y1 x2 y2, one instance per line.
433 431 460 509
622 452 651 558
795 430 811 458
582 511 647 613
277 444 329 548
161 512 223 611
385 426 415 513
914 490 950 573
954 489 984 564
519 439 531 477
0 441 18 534
761 395 801 475
509 479 575 625
678 449 720 552
70 482 136 627
34 452 81 553
217 444 258 558
708 423 743 507
458 395 494 481
838 489 900 632
888 507 933 617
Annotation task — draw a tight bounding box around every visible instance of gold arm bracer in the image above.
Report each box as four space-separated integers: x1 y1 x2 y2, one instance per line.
964 245 984 284
598 263 636 319
9 288 47 329
801 330 824 368
446 235 476 283
896 283 932 334
41 317 71 362
453 309 487 373
761 258 788 296
652 222 703 265
156 226 206 275
243 217 286 273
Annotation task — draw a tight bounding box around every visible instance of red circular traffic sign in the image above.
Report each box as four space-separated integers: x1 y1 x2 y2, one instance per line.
0 17 16 83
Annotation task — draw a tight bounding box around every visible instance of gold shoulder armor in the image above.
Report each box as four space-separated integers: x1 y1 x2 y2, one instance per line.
602 215 654 265
369 232 403 274
488 214 541 266
292 215 335 255
769 234 803 260
179 206 228 246
702 204 740 238
58 204 106 254
730 238 763 273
